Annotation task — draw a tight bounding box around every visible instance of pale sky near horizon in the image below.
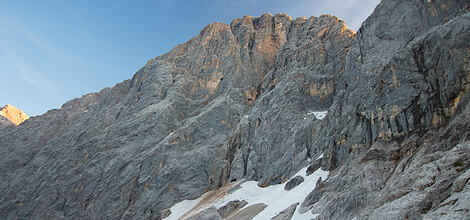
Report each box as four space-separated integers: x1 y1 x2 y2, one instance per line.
0 0 380 116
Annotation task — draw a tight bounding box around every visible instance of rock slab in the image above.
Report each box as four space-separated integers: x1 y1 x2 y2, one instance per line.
284 176 304 191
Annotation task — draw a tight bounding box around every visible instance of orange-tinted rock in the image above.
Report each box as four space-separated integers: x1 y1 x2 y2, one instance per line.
0 104 29 125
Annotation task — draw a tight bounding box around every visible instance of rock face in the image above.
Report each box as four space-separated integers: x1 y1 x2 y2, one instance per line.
0 0 469 219
0 104 29 126
0 114 15 130
304 0 470 219
187 207 222 220
0 12 353 219
306 157 322 176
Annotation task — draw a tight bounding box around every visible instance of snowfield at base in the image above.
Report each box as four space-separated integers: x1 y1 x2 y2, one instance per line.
166 196 202 220
166 154 328 220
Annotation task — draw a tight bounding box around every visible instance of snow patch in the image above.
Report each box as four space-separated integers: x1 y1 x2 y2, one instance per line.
166 197 202 220
303 111 328 120
166 166 329 220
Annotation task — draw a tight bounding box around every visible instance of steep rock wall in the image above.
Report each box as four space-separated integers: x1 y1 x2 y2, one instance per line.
0 13 354 219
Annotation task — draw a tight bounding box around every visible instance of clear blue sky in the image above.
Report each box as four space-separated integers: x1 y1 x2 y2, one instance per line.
0 0 380 116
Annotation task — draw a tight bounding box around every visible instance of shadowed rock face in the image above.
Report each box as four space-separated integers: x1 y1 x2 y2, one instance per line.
305 0 470 219
1 1 469 219
0 13 354 219
0 114 15 130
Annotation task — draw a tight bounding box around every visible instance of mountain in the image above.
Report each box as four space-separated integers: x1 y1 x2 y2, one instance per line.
0 104 29 126
1 0 469 219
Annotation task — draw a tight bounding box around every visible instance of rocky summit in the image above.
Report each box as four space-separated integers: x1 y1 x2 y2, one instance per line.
1 0 470 219
0 104 29 126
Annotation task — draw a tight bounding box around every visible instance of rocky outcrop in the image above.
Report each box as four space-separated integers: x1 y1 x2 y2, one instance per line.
0 114 15 130
283 175 304 191
226 203 267 220
306 157 322 176
187 207 222 220
0 104 29 126
0 0 469 219
217 200 247 218
300 177 325 213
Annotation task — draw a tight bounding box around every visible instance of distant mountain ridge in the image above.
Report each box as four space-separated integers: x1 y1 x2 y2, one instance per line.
0 104 29 126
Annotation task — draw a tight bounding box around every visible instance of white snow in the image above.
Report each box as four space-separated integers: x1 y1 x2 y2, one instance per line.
166 161 329 220
303 111 328 120
166 197 202 220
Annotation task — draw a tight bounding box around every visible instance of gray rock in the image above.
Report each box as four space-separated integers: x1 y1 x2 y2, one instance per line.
306 158 322 176
226 203 267 220
217 200 247 219
0 12 354 220
227 179 246 194
159 208 171 219
0 115 14 130
187 207 222 220
1 0 470 219
304 0 470 218
284 176 304 191
453 168 470 193
270 203 298 220
299 177 324 213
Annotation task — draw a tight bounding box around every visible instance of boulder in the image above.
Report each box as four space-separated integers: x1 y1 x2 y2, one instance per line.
217 200 248 219
284 176 304 191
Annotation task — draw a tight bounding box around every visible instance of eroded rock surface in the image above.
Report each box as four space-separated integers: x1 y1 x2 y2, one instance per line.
305 0 470 219
0 13 354 219
0 114 15 130
0 0 469 219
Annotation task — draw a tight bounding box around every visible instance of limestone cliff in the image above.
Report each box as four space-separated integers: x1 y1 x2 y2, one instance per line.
0 13 354 219
0 0 469 219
